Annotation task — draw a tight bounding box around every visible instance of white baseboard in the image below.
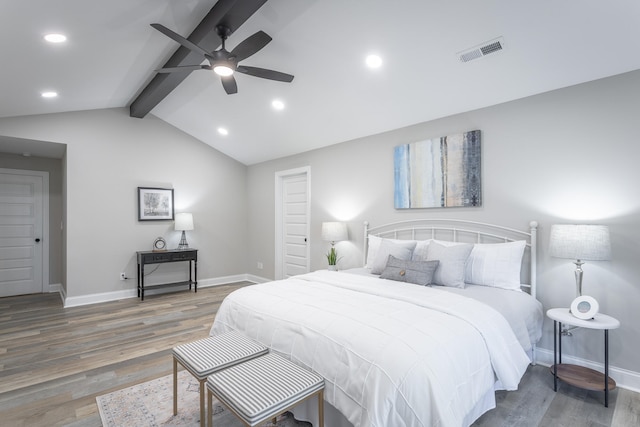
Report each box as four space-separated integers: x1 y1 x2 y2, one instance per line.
197 273 270 287
49 282 65 304
61 274 266 308
536 347 640 393
63 288 137 307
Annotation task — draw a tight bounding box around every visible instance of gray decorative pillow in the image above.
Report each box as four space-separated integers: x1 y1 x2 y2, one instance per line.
380 255 440 286
426 241 474 288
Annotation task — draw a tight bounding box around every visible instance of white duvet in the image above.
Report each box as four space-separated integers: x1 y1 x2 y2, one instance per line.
210 270 531 427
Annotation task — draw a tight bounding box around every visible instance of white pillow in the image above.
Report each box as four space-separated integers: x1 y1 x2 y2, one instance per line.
366 235 416 267
411 239 432 261
426 241 473 288
432 239 467 247
370 239 417 274
465 240 526 291
412 239 467 261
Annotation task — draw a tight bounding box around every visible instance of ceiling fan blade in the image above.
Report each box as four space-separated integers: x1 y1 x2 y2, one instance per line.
236 65 294 83
221 75 238 94
230 31 272 62
156 65 211 73
151 23 211 58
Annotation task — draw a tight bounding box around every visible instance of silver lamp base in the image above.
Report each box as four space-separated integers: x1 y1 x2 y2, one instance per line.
574 259 584 297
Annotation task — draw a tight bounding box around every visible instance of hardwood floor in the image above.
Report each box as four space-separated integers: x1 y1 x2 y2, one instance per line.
473 363 640 427
0 284 247 426
1 286 639 427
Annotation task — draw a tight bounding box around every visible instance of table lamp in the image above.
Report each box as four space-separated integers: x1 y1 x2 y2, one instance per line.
175 213 194 250
549 224 611 297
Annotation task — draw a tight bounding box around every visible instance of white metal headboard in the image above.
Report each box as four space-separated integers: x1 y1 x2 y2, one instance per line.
363 219 538 298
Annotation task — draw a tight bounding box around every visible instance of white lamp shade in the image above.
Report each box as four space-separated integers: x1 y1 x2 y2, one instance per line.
174 213 194 231
322 222 348 243
549 224 611 261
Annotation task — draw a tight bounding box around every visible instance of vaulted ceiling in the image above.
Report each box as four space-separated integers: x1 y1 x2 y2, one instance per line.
2 0 640 164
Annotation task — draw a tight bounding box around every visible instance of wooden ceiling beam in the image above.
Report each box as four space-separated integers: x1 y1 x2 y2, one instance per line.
129 0 268 118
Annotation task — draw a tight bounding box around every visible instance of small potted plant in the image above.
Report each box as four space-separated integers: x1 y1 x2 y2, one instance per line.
322 221 348 271
326 246 341 271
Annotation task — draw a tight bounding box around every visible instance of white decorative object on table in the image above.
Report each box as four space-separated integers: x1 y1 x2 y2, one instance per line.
570 295 599 319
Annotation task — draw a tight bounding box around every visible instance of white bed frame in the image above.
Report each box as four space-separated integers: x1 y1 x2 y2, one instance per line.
363 219 538 297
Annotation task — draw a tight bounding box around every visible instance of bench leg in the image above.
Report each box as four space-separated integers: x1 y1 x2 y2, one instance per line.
173 357 178 416
207 389 213 427
318 389 324 427
199 380 206 427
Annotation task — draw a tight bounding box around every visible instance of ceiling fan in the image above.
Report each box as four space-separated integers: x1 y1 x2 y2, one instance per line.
151 23 294 95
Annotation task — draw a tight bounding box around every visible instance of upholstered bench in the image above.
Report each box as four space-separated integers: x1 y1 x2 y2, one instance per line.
172 331 268 427
206 352 325 427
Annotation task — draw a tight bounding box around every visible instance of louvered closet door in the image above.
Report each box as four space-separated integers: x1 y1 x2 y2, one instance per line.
0 170 44 296
281 173 309 278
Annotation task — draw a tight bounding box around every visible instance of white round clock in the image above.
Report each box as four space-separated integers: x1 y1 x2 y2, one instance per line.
570 295 599 320
153 236 167 252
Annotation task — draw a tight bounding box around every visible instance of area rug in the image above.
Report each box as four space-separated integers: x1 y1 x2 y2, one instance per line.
96 370 312 427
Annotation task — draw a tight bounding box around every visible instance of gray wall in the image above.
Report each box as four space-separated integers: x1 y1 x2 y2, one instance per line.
0 154 64 287
0 108 249 300
246 70 640 375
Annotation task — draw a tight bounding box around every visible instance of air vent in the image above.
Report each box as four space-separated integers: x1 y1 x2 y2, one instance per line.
458 37 505 63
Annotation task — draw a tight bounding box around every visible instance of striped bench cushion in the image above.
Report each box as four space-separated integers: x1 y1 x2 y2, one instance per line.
207 353 325 426
172 331 268 379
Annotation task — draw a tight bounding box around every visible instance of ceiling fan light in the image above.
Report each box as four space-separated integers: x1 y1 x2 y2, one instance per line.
213 65 234 76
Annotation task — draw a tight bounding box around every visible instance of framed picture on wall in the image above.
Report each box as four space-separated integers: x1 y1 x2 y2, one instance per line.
138 187 174 221
394 129 482 209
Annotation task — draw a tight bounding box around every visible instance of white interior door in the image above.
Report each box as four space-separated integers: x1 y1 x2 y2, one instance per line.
275 167 310 279
0 169 46 297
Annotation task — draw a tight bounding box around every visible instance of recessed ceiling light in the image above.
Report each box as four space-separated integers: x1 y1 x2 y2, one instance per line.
44 33 67 43
272 99 285 110
217 127 229 136
41 91 58 98
365 54 383 69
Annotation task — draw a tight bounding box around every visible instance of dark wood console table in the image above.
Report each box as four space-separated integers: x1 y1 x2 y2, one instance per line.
136 249 197 300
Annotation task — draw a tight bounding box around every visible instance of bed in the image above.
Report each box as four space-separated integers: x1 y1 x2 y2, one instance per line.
210 219 543 427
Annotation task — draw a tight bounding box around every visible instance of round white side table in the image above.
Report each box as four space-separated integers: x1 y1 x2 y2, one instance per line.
546 307 620 407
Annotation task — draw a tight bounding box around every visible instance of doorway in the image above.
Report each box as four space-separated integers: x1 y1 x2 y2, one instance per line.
275 167 310 279
0 168 49 296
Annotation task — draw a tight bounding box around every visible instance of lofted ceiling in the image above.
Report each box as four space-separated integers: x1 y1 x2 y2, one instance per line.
2 0 640 164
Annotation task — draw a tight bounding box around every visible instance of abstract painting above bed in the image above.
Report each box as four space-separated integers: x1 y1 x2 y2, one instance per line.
394 129 481 208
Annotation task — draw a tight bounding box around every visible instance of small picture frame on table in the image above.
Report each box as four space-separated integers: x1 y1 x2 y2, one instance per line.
138 187 174 221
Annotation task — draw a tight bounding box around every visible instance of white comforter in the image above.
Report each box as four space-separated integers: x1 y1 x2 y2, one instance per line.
210 270 531 427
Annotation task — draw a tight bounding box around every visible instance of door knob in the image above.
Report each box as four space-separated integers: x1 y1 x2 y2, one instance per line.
35 238 41 243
